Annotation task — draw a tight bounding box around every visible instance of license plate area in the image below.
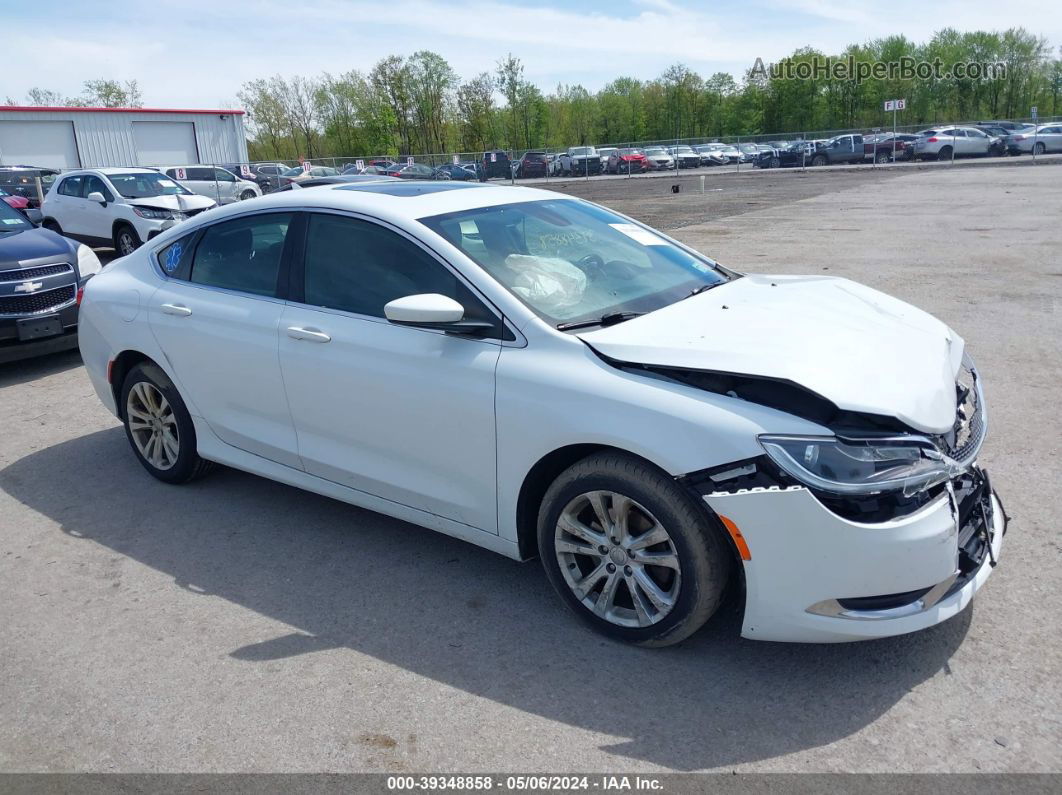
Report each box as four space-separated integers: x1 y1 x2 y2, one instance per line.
16 314 63 341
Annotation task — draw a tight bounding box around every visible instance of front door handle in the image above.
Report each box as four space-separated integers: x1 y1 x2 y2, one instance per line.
286 326 331 343
161 303 192 316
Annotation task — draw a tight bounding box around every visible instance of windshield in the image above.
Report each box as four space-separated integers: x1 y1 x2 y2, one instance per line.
673 146 693 153
421 199 728 327
107 172 191 198
0 200 32 233
644 148 666 155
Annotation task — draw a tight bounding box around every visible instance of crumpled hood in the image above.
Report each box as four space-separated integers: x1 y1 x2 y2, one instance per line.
125 194 215 212
577 274 964 433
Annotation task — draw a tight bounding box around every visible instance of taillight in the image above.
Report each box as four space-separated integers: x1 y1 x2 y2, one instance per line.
926 137 938 143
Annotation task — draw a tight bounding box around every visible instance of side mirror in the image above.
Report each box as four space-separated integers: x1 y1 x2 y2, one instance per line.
384 293 494 336
86 191 107 205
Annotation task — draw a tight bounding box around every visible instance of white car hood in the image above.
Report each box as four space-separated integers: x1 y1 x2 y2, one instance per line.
125 194 215 212
577 274 964 433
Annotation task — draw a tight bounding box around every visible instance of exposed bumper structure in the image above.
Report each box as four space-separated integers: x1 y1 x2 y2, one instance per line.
703 479 1004 643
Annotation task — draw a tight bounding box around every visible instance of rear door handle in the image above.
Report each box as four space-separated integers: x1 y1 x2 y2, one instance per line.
286 326 331 343
161 303 192 316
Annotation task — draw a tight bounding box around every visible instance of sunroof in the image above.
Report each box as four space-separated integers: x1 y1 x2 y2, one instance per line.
336 182 488 196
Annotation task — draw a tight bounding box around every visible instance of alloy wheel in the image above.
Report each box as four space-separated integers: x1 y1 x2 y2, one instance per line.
117 231 137 256
554 490 681 628
126 382 180 470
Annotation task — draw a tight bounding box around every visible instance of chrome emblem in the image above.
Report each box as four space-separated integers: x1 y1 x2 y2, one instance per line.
14 281 43 293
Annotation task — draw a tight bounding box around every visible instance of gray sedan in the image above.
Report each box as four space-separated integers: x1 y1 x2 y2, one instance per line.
1008 124 1062 155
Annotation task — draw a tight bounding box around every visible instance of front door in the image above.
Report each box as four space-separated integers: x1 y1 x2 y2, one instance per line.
148 211 301 468
278 212 503 532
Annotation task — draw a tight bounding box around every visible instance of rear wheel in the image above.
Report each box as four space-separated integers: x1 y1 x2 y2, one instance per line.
120 363 214 484
937 145 953 160
811 154 827 167
1034 142 1046 155
538 452 731 647
875 150 891 164
114 224 141 256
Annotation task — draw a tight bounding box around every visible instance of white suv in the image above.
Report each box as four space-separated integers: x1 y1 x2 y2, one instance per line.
160 166 261 204
42 168 217 256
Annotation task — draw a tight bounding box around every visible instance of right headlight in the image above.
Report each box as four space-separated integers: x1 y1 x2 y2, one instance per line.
758 434 964 497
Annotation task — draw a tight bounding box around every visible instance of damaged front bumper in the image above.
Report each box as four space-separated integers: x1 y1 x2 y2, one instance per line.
698 467 1005 643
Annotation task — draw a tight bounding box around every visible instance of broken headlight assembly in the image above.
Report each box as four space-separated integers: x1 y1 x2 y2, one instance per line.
758 435 965 497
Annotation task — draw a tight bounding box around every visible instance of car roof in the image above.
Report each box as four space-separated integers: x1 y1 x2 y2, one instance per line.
71 167 162 175
183 182 568 226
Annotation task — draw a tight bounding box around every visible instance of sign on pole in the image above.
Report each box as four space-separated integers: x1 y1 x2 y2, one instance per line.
895 98 906 110
1031 106 1038 120
490 152 497 162
884 100 895 112
452 154 459 165
301 160 311 173
175 167 187 180
406 156 414 166
355 159 364 171
240 164 253 178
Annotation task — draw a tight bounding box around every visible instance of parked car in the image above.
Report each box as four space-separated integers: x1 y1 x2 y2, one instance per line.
863 133 919 162
736 143 762 163
667 145 701 169
78 181 1003 646
276 175 401 191
1007 124 1062 155
607 148 649 174
975 120 1026 131
41 168 216 256
596 147 618 171
459 161 485 180
643 147 675 170
912 126 999 160
161 166 262 205
805 134 865 166
515 151 549 178
380 163 437 180
432 164 479 181
692 144 728 166
560 147 601 176
481 150 512 180
0 167 60 208
753 140 813 168
0 187 30 212
0 198 102 363
277 166 341 187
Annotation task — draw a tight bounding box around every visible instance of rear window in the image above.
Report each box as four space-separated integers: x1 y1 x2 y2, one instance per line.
524 152 547 162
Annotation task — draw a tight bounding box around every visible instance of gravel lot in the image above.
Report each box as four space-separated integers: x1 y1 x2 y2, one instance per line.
1 162 1060 773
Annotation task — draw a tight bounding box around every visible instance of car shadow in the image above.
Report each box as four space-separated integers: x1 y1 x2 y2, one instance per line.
0 348 82 387
0 428 973 770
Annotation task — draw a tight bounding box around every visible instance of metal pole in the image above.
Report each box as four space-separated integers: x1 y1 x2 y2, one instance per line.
951 129 956 164
892 108 897 164
1033 126 1038 162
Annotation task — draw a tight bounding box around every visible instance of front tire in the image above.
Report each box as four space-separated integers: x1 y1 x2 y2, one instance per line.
538 452 731 647
121 363 213 484
114 224 141 256
875 150 890 164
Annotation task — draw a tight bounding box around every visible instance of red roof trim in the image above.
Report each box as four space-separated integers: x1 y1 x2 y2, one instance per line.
0 106 244 115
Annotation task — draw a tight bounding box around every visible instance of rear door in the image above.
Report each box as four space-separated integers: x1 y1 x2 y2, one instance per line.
49 174 86 236
148 211 302 468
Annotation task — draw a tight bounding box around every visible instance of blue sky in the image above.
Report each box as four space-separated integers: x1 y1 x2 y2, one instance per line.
7 0 1061 108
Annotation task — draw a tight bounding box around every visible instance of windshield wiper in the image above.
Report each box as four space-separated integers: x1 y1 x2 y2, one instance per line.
556 311 643 331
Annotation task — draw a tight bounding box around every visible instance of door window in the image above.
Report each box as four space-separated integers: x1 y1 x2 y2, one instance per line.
214 168 237 182
82 175 114 202
189 213 292 297
57 175 84 197
186 167 215 181
300 213 497 327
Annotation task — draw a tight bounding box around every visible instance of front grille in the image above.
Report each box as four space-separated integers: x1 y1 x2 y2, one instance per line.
0 285 76 315
0 263 73 282
939 354 987 463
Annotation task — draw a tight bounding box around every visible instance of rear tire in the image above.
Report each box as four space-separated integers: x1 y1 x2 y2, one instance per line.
1034 142 1046 155
538 451 731 647
937 145 953 160
875 150 890 164
811 154 827 167
120 363 214 484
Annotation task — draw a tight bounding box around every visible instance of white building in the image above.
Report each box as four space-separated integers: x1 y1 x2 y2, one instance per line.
0 106 249 169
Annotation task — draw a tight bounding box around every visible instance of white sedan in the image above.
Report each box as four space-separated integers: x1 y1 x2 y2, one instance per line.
78 182 1004 646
